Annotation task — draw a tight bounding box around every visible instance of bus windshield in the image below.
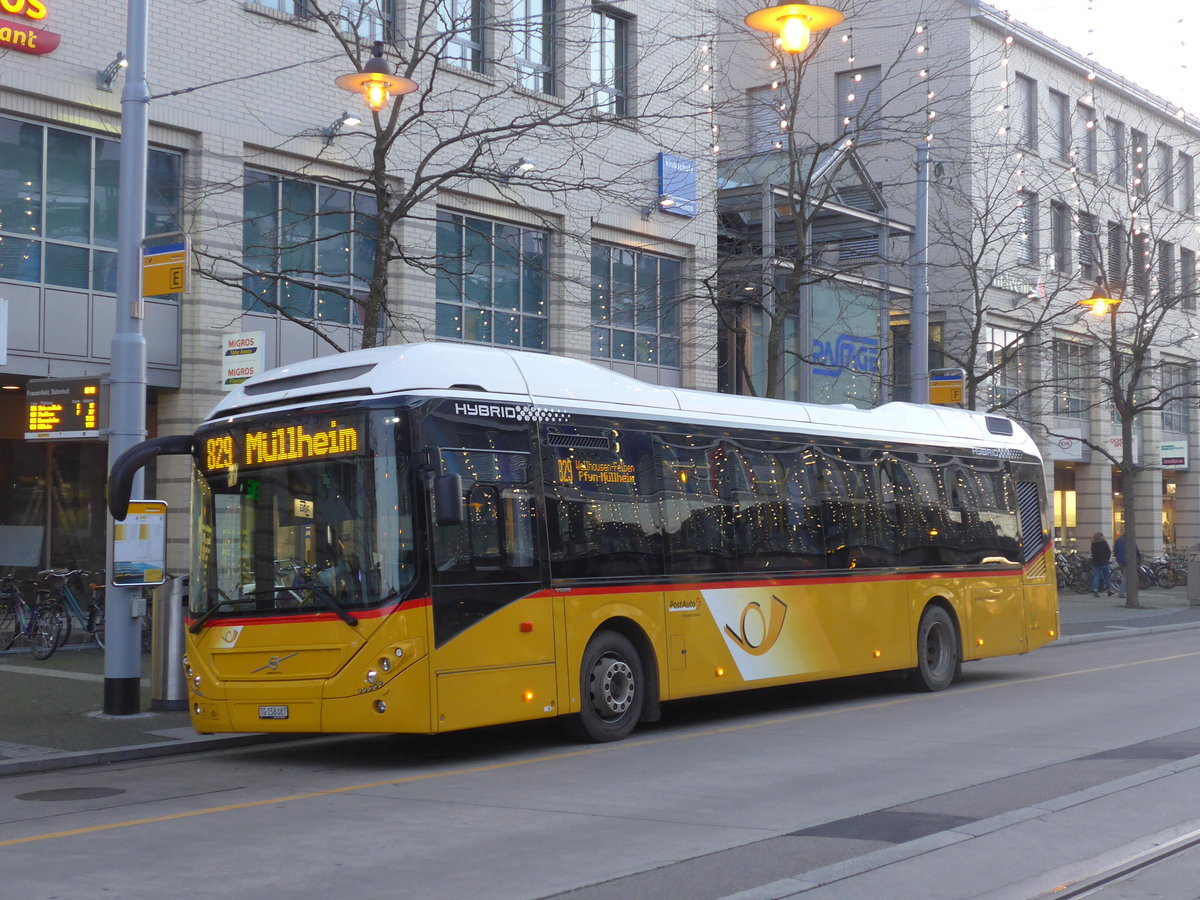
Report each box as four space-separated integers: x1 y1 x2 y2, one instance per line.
189 408 414 619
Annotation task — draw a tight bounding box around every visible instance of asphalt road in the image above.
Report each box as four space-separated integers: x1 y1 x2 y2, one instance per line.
4 627 1200 899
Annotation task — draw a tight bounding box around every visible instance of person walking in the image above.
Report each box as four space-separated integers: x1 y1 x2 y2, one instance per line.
1114 533 1140 598
1090 531 1113 597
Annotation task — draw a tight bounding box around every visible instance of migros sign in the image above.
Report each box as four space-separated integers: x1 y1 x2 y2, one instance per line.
0 0 61 56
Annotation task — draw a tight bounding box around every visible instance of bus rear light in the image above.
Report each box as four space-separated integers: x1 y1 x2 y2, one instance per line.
519 621 534 633
523 690 534 702
873 650 881 658
1049 629 1057 638
977 638 985 646
715 667 725 677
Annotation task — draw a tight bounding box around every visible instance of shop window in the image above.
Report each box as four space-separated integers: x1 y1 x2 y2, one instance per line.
0 116 182 292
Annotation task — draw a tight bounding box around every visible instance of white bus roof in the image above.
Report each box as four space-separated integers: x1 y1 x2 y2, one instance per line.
209 343 1039 458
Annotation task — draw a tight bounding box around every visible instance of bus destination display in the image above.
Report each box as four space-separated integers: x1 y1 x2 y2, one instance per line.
25 377 106 440
202 414 364 473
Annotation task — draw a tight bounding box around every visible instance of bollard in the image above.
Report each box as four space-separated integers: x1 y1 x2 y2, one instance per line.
1189 558 1200 607
150 575 188 711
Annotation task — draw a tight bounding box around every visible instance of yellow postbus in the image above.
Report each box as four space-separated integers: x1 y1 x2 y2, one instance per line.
110 343 1058 742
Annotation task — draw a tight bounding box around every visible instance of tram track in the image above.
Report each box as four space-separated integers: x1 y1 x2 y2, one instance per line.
1031 825 1200 898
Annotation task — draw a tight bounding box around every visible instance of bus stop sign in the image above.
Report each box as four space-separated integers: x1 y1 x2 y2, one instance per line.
929 368 964 406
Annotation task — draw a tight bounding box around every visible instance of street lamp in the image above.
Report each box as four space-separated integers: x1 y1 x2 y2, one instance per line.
336 41 418 113
744 3 845 54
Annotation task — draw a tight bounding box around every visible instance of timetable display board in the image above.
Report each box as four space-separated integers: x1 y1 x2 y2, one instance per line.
25 377 107 440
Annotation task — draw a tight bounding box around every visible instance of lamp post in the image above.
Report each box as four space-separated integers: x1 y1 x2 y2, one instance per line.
105 0 150 715
1079 282 1142 607
745 3 844 403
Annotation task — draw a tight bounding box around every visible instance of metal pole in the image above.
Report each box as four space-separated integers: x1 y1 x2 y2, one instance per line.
911 143 930 404
104 0 149 715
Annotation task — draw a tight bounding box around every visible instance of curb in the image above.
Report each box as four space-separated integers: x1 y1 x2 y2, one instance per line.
0 732 304 778
1055 619 1200 646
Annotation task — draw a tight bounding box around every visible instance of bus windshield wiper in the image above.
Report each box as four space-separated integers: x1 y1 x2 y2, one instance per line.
296 581 359 628
188 593 247 634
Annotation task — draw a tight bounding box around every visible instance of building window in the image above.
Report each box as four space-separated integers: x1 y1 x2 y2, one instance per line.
1048 89 1069 162
1107 117 1126 186
1013 75 1037 151
242 169 377 325
514 0 555 94
1106 221 1127 289
591 243 681 370
1180 152 1195 215
1162 362 1191 433
1157 141 1174 207
748 85 784 151
836 66 882 144
0 116 181 292
1050 201 1070 273
338 0 391 42
1077 211 1098 282
1053 339 1087 418
1181 247 1196 311
1075 103 1097 174
439 0 485 73
590 7 630 116
1017 192 1038 265
1158 240 1175 299
1131 129 1148 197
435 210 549 351
984 325 1024 414
1132 233 1150 297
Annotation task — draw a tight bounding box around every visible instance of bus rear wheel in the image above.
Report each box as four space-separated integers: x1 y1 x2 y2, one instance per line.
914 606 959 692
572 631 644 742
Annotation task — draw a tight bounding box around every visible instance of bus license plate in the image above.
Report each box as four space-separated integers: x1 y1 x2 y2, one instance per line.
258 705 289 720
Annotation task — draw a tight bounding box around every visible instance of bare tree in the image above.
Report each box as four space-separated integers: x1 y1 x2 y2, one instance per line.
190 0 709 351
709 0 977 402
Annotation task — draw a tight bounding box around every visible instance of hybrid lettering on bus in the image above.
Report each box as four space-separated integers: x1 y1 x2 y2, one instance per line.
109 344 1058 742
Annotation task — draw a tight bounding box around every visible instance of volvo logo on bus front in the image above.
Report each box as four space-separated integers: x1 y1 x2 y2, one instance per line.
252 652 298 674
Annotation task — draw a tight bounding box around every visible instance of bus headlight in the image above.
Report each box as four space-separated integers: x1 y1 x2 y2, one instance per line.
380 657 392 673
366 669 378 685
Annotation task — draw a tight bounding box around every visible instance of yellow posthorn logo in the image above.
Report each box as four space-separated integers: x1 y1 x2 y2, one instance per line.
724 595 788 656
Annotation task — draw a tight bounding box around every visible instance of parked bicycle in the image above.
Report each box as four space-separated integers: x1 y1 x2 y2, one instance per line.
0 572 66 659
1151 550 1192 590
35 569 106 648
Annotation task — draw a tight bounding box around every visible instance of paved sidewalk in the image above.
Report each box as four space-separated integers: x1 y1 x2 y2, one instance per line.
1 586 1198 777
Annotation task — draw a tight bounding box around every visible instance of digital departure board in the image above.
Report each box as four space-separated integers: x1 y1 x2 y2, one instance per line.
25 377 107 440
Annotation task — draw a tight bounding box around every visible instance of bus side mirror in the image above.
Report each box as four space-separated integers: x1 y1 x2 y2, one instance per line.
434 474 465 526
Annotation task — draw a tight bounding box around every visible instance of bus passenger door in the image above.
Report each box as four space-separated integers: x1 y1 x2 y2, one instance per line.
427 446 558 732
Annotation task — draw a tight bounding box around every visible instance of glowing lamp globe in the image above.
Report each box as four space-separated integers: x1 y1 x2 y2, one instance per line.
744 4 845 54
335 43 418 113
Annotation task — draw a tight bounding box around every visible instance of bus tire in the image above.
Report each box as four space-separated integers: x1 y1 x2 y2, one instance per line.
572 630 644 743
913 606 958 692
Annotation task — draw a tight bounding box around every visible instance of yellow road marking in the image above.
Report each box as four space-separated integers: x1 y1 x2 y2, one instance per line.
5 648 1200 848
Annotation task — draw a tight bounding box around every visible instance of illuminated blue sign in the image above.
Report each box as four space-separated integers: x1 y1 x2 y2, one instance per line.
657 153 697 217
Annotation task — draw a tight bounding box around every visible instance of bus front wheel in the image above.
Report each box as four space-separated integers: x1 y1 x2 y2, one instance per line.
572 631 644 742
914 606 959 692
